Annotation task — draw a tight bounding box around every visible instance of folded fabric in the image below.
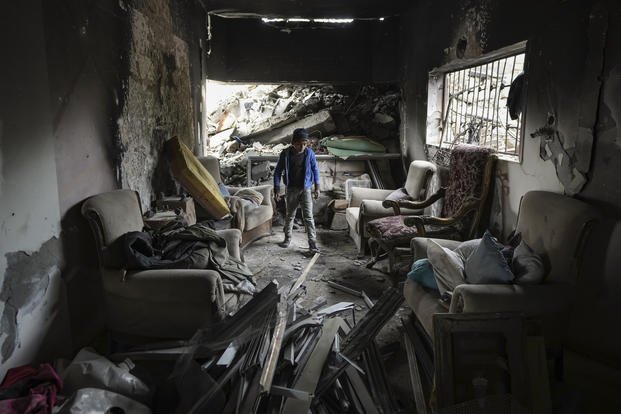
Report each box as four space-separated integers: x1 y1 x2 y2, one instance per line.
384 188 412 203
512 239 546 284
407 258 438 290
234 188 263 205
427 239 466 295
465 230 514 284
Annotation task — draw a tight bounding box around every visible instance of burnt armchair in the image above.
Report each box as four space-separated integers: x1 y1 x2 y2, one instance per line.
81 189 244 343
366 144 496 272
199 156 274 249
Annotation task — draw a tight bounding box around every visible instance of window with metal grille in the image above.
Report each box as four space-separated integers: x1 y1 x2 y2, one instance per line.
426 42 527 163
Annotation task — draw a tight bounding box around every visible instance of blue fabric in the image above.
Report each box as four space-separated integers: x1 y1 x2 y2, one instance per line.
218 182 230 197
273 147 320 191
464 230 514 284
407 259 438 291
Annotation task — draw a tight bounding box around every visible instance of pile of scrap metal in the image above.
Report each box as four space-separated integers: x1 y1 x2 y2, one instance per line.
110 255 406 413
204 84 401 187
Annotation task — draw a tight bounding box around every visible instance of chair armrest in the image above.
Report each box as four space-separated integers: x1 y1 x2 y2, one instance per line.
228 185 273 207
450 283 575 315
349 187 394 208
216 228 242 260
387 187 446 213
410 237 461 261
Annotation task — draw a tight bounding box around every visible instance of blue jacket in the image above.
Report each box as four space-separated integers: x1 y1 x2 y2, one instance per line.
274 147 320 190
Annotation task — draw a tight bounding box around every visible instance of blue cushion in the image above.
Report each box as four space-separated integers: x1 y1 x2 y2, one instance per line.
407 258 438 291
464 230 514 284
218 182 230 197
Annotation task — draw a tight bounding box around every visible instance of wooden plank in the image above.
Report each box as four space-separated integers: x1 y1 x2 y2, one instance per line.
282 318 342 414
404 332 428 414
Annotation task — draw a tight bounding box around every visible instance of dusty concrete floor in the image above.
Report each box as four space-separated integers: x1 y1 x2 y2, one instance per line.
244 224 416 412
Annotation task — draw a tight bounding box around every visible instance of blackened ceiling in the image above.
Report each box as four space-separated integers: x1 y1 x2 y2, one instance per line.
198 0 411 19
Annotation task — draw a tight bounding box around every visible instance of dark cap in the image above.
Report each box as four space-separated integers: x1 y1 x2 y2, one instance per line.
292 128 310 143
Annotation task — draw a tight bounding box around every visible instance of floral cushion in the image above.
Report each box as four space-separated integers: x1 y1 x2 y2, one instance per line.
442 144 494 218
367 215 460 248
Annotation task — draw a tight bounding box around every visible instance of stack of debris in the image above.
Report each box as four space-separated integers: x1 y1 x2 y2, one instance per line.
204 84 401 186
107 254 405 413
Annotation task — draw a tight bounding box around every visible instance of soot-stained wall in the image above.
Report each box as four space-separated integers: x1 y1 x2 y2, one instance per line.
400 0 621 233
1 0 206 375
206 16 400 83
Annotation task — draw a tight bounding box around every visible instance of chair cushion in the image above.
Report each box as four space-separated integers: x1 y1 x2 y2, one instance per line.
464 231 514 284
512 239 546 285
244 205 272 231
427 239 466 294
407 259 438 290
367 215 460 248
384 188 412 202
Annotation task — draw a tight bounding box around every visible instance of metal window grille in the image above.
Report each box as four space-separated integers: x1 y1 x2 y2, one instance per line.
439 53 525 160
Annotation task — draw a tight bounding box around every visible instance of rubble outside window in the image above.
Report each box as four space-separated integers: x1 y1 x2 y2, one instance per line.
427 41 527 164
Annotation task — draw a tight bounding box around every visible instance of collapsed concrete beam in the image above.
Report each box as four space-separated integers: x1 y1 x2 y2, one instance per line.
245 110 336 145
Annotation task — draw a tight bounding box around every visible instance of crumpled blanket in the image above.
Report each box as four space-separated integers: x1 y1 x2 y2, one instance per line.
0 363 62 414
118 221 255 295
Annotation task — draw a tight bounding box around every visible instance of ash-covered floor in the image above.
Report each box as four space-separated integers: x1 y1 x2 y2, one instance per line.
244 224 416 412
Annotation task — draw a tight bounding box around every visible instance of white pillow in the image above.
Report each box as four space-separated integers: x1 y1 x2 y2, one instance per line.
426 240 466 295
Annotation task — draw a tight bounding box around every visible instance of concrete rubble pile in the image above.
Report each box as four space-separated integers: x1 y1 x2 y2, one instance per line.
204 84 401 187
103 256 406 413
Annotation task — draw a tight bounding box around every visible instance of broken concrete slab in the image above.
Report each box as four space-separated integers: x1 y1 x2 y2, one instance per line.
245 110 337 145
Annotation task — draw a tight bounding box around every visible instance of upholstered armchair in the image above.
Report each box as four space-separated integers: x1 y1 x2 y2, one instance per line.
81 189 244 343
366 144 496 271
199 156 274 249
346 160 437 255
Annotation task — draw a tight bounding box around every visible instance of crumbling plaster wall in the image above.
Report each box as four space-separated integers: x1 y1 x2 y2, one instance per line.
399 0 617 235
0 1 70 378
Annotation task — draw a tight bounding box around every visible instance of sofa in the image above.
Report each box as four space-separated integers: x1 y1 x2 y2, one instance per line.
404 190 600 345
346 160 436 254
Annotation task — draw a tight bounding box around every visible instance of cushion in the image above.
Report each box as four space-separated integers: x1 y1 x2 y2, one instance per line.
512 239 546 285
218 183 231 197
235 188 264 205
407 259 438 291
454 238 481 262
427 239 466 295
384 188 412 203
464 231 514 284
367 215 460 247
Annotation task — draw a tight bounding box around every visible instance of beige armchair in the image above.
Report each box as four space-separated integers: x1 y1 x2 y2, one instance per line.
81 189 243 343
346 160 436 254
199 156 274 249
404 190 600 345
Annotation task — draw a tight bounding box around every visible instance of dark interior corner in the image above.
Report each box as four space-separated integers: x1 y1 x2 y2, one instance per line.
1 0 620 412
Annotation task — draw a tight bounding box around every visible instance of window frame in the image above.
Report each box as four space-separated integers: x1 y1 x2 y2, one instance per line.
426 41 529 163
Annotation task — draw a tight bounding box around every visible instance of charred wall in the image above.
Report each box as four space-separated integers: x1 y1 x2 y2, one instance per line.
400 0 621 228
206 16 400 83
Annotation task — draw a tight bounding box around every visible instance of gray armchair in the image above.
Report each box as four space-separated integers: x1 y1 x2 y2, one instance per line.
346 160 437 254
199 156 274 248
81 189 243 343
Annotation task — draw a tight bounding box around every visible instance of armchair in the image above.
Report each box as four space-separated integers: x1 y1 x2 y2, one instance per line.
81 189 244 343
345 160 436 254
199 156 274 249
366 144 496 271
404 190 600 345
